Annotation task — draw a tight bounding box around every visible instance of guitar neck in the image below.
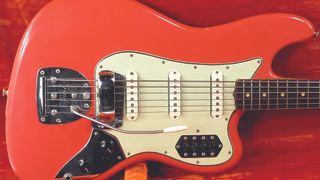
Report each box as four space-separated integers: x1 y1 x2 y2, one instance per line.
234 79 320 111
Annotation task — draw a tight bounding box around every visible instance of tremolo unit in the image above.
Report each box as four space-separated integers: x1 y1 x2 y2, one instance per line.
5 0 319 179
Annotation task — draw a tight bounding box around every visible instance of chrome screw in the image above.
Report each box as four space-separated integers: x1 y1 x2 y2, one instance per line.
55 69 61 73
56 118 61 123
40 70 45 75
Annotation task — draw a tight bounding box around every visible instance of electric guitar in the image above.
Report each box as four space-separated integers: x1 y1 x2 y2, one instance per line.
5 0 318 179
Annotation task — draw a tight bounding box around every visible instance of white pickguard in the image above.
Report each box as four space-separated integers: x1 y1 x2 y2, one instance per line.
95 52 262 166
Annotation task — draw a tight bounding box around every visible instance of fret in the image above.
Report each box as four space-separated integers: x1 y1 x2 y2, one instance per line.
287 80 298 109
286 80 289 109
269 80 277 109
309 80 319 108
235 80 244 110
258 80 261 110
243 80 251 110
307 80 310 108
252 80 260 110
260 80 268 109
250 80 253 110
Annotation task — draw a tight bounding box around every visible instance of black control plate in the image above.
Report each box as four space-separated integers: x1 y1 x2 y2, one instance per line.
175 135 223 158
56 129 125 178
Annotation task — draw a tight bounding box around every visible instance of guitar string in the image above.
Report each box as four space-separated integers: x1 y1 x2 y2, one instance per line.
46 106 320 115
46 97 320 102
45 79 320 83
46 102 320 109
45 92 318 95
45 85 320 89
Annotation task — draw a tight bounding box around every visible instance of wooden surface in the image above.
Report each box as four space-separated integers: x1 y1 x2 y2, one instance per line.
0 0 320 179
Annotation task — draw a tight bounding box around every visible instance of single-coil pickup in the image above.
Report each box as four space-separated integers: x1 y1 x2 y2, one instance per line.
211 70 223 119
126 71 139 121
168 70 181 120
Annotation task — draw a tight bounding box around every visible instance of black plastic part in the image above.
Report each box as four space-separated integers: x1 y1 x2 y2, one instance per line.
175 135 223 158
56 129 125 178
36 67 91 124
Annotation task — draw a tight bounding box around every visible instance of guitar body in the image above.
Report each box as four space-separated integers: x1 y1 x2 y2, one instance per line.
5 0 315 179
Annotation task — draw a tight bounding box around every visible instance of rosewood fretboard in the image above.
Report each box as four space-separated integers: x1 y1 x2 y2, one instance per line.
234 80 320 110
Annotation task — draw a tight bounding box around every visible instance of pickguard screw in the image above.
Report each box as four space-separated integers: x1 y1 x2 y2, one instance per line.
196 160 199 164
100 140 106 148
164 151 167 154
228 151 232 155
100 65 103 69
130 54 134 57
257 60 261 64
63 173 73 180
176 145 180 149
56 118 61 123
226 66 230 69
196 129 200 133
225 117 228 121
194 66 197 69
84 103 89 108
40 70 45 75
127 152 131 156
40 117 46 122
78 159 85 167
162 61 165 64
55 69 61 73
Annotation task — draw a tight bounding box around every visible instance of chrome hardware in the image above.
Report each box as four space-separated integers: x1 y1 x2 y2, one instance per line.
37 67 91 124
51 109 58 116
126 70 139 120
51 93 57 99
82 92 90 100
211 70 223 119
70 105 187 134
2 88 8 96
50 76 57 83
56 118 62 123
63 173 72 180
71 93 77 99
168 70 181 120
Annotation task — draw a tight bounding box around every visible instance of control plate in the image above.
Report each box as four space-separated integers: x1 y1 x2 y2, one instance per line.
175 135 223 158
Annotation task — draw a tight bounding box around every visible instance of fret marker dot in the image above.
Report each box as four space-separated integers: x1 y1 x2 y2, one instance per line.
280 92 285 97
301 92 306 97
245 93 251 98
262 93 267 97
